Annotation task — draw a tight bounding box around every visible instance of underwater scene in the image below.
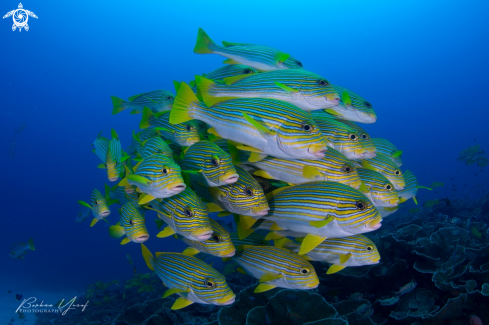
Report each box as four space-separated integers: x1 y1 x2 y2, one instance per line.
2 0 489 324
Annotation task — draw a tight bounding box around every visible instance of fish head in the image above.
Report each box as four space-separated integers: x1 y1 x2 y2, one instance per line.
172 189 213 241
197 144 238 186
153 91 175 112
300 75 340 108
281 55 304 70
124 215 150 243
190 272 235 306
283 260 319 290
351 235 381 265
277 118 327 159
92 189 110 218
363 178 399 208
143 155 186 197
330 85 377 123
173 122 200 146
198 220 236 257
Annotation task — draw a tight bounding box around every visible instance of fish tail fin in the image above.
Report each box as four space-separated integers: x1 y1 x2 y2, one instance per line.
111 96 127 115
141 244 155 271
27 238 35 251
196 76 234 107
139 107 154 129
170 82 198 124
193 28 216 54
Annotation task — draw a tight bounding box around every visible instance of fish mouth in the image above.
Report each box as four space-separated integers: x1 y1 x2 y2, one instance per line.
221 249 236 258
190 230 213 241
134 235 149 243
252 207 270 216
389 198 399 206
326 94 340 105
216 293 236 305
124 187 135 194
108 176 119 182
305 279 320 289
366 217 382 230
393 184 405 190
349 180 361 190
220 173 239 184
100 210 110 218
186 138 200 146
363 152 377 159
170 184 186 193
353 149 368 158
308 145 327 158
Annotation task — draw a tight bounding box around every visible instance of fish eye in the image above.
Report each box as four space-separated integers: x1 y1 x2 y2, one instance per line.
186 125 192 131
366 246 373 251
204 279 215 288
356 201 367 210
244 187 254 197
129 219 134 226
342 165 353 174
317 79 329 86
162 167 169 175
211 233 221 242
302 124 313 132
296 61 303 67
364 101 372 108
385 184 392 190
210 155 221 167
362 134 369 140
395 170 401 175
166 96 173 100
300 268 311 275
243 68 253 74
349 134 358 141
184 207 194 218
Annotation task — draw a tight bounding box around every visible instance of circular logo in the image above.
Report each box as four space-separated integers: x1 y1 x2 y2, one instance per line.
13 9 28 27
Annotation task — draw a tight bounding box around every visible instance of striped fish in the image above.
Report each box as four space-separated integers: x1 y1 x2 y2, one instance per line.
142 245 235 310
247 181 382 255
312 114 369 160
181 141 238 187
340 120 376 159
137 137 173 160
146 188 213 241
398 170 418 204
328 85 377 124
354 154 405 190
230 232 269 247
78 188 112 227
108 202 149 244
92 130 125 182
119 153 186 204
107 184 139 206
203 64 258 80
233 246 319 293
111 90 175 115
170 83 328 161
277 235 380 274
372 138 402 167
357 168 399 208
194 28 304 71
192 165 269 217
196 70 340 111
139 108 200 147
181 219 236 258
127 128 160 155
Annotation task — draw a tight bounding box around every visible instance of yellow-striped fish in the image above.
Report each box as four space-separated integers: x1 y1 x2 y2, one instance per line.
233 246 319 293
357 168 399 208
327 85 377 124
170 82 327 161
180 219 236 258
136 136 173 160
276 235 380 274
340 120 376 159
108 202 149 244
92 130 127 182
111 89 175 115
372 138 402 167
355 154 405 190
78 187 114 227
142 245 235 310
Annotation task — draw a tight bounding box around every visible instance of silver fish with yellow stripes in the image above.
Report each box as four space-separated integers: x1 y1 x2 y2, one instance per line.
233 246 319 293
135 136 173 160
170 82 328 161
195 70 340 111
192 165 269 218
92 130 127 182
107 184 139 206
127 128 160 155
109 202 149 244
181 141 238 187
340 120 376 158
142 245 235 310
354 154 405 190
327 85 377 124
78 187 114 227
357 168 399 208
119 153 186 204
230 231 269 248
194 28 304 71
398 170 432 205
311 114 369 160
180 219 236 258
276 235 380 274
145 188 213 241
203 64 258 80
111 89 175 115
139 108 200 147
241 181 382 255
372 138 403 167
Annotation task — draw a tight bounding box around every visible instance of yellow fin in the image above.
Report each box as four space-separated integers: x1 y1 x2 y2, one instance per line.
223 74 253 85
236 145 264 153
302 166 322 180
139 193 156 205
141 244 155 271
339 253 352 264
223 58 240 65
259 273 283 283
274 237 293 248
120 237 131 245
274 82 298 94
413 196 418 205
109 225 125 238
155 252 164 258
157 227 176 238
242 112 275 137
249 152 268 163
361 161 376 171
217 211 232 217
359 182 369 194
240 215 258 230
237 267 247 274
270 223 284 231
162 287 188 299
399 197 408 204
326 264 346 275
207 202 224 212
127 174 151 186
118 178 130 187
299 234 326 255
237 223 255 240
324 108 342 116
265 231 284 241
90 218 99 227
182 247 200 256
309 216 334 228
253 170 274 179
254 283 276 293
207 127 220 137
265 187 288 201
171 297 194 310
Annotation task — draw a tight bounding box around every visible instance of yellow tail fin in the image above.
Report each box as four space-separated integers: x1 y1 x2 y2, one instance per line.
170 82 197 125
193 28 215 54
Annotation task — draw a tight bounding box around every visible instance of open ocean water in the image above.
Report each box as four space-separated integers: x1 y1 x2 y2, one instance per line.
2 1 489 324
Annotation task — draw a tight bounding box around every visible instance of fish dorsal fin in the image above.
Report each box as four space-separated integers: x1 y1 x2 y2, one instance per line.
223 74 253 85
157 226 176 238
182 247 200 256
171 297 194 310
274 237 293 248
221 40 248 47
254 283 277 293
173 81 181 93
326 264 346 275
259 273 283 283
249 152 268 163
359 182 369 194
155 252 165 257
227 140 241 164
269 222 284 231
265 187 287 201
298 234 326 255
302 166 322 180
274 82 298 94
341 91 352 106
275 52 290 64
207 202 224 212
309 216 334 228
78 200 93 209
239 215 258 230
339 253 352 264
163 287 188 299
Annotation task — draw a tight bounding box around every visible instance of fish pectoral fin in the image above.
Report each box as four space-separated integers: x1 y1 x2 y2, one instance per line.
324 109 342 116
223 58 240 65
127 174 151 186
341 91 352 106
399 197 408 204
242 112 275 137
302 166 322 180
253 170 274 179
120 237 131 245
77 200 93 209
270 222 284 231
157 227 176 238
109 225 125 238
339 253 352 264
326 264 346 275
236 144 263 153
361 161 376 171
207 127 221 138
274 82 298 94
182 247 200 256
223 74 253 85
248 152 268 163
90 218 99 227
254 283 277 293
309 216 334 228
97 163 106 169
236 267 247 274
217 211 232 217
259 273 283 283
239 215 258 230
265 231 284 241
359 182 369 194
298 234 327 255
138 193 156 205
392 150 403 158
171 297 194 310
207 202 224 212
163 287 189 299
273 237 293 248
413 197 418 205
274 52 290 64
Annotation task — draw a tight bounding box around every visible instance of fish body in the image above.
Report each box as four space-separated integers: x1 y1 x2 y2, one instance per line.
111 90 174 115
355 154 405 190
9 239 35 259
233 246 319 291
108 184 139 206
193 165 269 217
109 202 149 244
328 85 377 123
142 246 235 309
430 181 444 188
140 109 200 147
394 281 416 295
92 131 124 182
76 207 91 223
171 83 328 160
181 219 236 257
90 189 111 220
372 138 402 167
194 28 304 71
147 188 213 241
137 137 173 160
196 70 340 110
357 168 399 207
398 170 418 204
230 232 269 247
203 64 258 80
181 141 238 186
